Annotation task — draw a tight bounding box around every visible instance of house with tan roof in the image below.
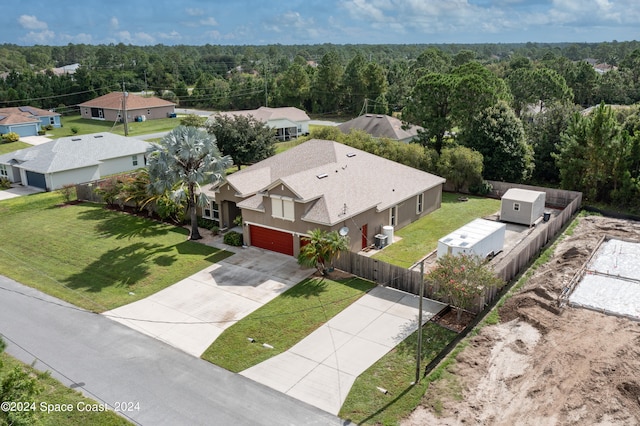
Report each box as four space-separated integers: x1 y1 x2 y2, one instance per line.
78 92 175 123
0 106 61 137
204 139 445 256
213 106 310 141
338 114 422 143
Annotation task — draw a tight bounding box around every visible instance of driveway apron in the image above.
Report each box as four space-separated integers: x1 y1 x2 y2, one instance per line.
240 286 447 414
104 247 313 357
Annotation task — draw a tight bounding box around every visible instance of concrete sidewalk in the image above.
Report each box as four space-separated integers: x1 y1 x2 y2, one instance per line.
240 286 447 414
104 247 313 357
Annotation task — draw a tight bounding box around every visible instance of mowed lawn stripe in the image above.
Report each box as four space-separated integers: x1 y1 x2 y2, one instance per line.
0 192 231 312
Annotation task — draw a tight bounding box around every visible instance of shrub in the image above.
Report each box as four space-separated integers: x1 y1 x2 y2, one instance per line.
223 231 243 246
70 126 79 135
0 177 11 189
3 132 19 143
44 124 54 131
469 180 493 196
58 184 76 203
197 217 218 230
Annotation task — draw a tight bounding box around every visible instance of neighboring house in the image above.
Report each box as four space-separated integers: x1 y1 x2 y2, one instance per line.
78 92 175 123
0 106 61 137
500 188 546 226
204 139 445 256
0 132 149 191
50 63 81 76
337 114 422 143
214 106 310 141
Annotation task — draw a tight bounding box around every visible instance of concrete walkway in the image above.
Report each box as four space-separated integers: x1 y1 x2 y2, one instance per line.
104 247 313 357
0 185 44 200
241 286 446 414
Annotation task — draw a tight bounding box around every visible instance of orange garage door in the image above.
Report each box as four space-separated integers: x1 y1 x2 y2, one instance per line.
249 225 294 256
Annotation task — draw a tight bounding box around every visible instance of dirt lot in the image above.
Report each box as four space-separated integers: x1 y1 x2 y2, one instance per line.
403 215 640 426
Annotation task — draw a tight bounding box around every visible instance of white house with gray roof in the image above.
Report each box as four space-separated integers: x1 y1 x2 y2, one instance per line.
213 106 310 141
338 114 422 143
0 132 150 191
205 139 445 256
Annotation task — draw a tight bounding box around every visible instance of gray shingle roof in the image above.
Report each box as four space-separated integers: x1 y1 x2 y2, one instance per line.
0 132 150 173
215 106 310 123
219 139 445 226
337 114 422 141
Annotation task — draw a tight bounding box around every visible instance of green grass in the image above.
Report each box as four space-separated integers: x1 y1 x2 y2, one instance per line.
201 276 375 372
373 192 502 268
0 191 232 312
339 323 457 425
0 141 31 154
0 353 130 425
48 114 181 138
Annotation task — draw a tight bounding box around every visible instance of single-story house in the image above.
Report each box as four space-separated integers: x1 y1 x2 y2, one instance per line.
500 188 546 226
338 114 422 143
78 92 176 123
204 139 445 256
214 106 310 141
0 106 61 137
0 132 150 191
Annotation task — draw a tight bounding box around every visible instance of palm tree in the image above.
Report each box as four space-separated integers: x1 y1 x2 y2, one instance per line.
146 126 232 240
298 229 349 275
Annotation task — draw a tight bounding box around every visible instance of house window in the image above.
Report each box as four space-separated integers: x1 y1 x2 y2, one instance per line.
513 202 520 212
204 201 220 226
271 195 295 221
49 117 55 125
390 205 397 226
416 193 424 214
0 164 7 177
132 155 138 166
147 109 151 115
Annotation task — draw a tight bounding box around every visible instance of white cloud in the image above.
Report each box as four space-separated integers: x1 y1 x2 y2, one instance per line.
186 8 204 16
59 33 94 44
110 17 119 30
200 17 218 26
134 32 156 44
22 30 55 44
158 30 182 40
18 15 48 30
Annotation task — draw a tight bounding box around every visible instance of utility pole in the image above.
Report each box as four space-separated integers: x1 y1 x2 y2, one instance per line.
122 81 129 136
415 260 425 384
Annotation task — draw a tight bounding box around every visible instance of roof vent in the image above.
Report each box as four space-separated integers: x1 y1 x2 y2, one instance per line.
316 173 328 179
376 115 383 118
93 135 104 138
346 153 356 158
365 114 372 117
71 138 81 141
460 233 467 239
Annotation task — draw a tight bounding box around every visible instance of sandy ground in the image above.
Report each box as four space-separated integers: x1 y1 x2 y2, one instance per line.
403 215 640 426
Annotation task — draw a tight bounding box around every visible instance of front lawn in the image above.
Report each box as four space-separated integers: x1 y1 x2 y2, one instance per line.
0 192 231 312
48 115 181 138
201 275 375 372
0 352 130 426
373 192 501 268
339 322 457 425
0 141 31 155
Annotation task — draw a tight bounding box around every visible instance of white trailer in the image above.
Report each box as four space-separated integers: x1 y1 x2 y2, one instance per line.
437 218 506 259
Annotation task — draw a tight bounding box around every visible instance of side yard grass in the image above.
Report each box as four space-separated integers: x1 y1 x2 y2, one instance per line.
0 141 31 155
339 322 457 425
0 352 130 425
373 192 502 268
201 276 375 372
0 191 231 312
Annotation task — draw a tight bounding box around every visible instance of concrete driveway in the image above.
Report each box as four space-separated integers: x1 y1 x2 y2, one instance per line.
0 185 45 200
104 246 313 357
241 286 447 414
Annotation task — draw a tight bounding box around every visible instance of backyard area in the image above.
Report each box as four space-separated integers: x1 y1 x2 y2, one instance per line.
0 191 231 312
373 192 502 268
0 140 31 155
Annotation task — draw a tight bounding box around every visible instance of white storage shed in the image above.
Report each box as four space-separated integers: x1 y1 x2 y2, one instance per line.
437 219 506 259
500 188 546 226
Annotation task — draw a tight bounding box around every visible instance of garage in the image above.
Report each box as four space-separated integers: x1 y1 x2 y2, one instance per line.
9 123 39 137
25 170 47 189
249 225 294 256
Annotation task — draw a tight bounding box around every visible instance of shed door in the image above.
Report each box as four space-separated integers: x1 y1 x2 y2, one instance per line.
249 225 294 256
25 171 46 189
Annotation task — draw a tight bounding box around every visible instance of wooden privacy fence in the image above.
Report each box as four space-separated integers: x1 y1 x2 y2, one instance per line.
334 186 583 313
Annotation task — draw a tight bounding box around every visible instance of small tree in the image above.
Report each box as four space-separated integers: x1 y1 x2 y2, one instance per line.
427 254 503 322
437 145 484 192
0 337 41 426
180 113 207 128
298 229 349 275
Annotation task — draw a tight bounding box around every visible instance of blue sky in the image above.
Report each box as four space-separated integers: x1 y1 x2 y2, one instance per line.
3 0 640 46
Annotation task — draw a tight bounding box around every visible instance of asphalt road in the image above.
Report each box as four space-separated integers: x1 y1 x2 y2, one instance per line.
0 275 343 426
